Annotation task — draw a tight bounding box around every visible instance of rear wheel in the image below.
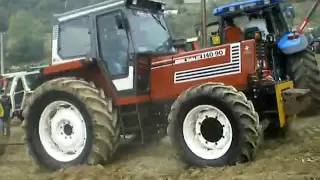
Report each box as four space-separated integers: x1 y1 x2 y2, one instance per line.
287 46 320 114
22 77 120 170
167 83 261 167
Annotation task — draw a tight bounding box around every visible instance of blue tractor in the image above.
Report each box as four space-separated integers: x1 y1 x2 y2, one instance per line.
197 0 320 117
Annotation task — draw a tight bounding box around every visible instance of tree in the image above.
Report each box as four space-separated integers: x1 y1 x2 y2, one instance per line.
174 0 184 4
6 11 45 64
0 7 9 32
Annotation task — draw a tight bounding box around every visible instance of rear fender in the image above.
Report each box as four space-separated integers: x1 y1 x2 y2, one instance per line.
29 59 94 92
34 59 121 104
277 33 309 55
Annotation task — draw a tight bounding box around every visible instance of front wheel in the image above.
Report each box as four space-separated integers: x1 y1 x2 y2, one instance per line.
22 77 120 170
167 83 261 167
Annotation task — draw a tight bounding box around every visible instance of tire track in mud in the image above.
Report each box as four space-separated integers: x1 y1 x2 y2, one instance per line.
2 116 320 180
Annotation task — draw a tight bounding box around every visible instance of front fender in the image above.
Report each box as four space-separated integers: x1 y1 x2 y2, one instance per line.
277 33 309 55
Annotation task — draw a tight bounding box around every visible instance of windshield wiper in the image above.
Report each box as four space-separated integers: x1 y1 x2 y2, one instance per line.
151 14 166 30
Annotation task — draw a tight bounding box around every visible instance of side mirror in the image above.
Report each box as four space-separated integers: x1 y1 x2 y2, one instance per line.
283 4 296 19
194 24 202 37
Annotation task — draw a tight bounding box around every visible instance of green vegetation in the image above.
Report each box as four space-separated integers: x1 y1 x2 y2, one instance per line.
0 0 109 67
0 0 318 67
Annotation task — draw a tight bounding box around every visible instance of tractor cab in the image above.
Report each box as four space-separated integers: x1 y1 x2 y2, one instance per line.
51 0 176 96
197 0 304 53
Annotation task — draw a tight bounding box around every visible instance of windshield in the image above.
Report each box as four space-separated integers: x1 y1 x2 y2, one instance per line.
127 9 175 53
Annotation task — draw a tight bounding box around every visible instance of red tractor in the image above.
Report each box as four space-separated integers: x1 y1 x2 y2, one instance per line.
17 0 314 170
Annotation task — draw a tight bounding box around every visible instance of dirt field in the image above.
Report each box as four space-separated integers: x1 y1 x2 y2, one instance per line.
1 115 320 180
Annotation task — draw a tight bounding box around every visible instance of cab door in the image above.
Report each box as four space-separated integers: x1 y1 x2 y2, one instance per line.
96 10 136 97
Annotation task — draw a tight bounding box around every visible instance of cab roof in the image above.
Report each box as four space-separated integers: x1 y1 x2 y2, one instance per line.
213 0 283 16
54 0 124 22
54 0 165 22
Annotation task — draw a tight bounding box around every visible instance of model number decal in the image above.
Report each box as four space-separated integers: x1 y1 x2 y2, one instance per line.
175 48 226 64
202 49 225 58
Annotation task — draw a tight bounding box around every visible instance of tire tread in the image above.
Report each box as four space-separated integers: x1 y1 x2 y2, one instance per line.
167 83 261 166
22 77 120 170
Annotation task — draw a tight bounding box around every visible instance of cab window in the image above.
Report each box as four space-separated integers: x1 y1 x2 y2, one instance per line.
96 11 129 78
58 16 91 58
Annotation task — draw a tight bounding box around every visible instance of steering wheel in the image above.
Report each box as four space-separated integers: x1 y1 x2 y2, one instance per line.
155 38 171 52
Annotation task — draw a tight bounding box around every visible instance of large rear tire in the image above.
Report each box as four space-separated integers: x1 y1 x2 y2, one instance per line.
287 46 320 113
167 83 261 167
22 77 120 170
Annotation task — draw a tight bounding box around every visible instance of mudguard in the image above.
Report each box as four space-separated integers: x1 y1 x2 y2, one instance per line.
277 33 309 55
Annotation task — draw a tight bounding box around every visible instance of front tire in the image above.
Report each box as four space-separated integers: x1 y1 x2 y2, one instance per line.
22 77 120 170
167 83 261 167
287 46 320 113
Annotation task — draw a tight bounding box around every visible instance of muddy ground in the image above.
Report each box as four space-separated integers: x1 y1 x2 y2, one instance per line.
1 115 320 180
0 56 319 180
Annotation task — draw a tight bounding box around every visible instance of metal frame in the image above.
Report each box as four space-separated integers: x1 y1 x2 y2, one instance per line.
2 71 38 118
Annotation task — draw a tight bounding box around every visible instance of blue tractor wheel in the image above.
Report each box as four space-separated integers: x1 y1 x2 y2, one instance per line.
286 46 320 114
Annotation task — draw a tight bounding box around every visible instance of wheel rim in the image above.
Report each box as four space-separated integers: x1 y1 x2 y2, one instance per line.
39 101 87 162
183 104 233 160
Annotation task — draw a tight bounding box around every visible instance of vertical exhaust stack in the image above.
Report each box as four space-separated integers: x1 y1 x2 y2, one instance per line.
0 32 4 75
201 0 207 48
